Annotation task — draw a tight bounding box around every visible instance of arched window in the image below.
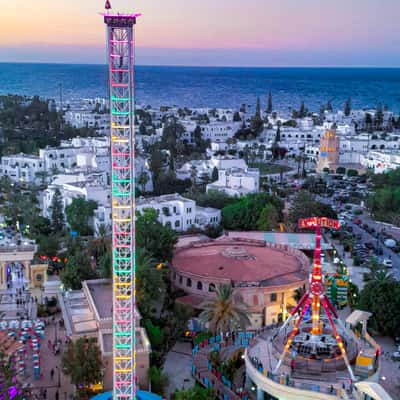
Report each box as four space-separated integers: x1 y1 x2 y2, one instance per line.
209 283 216 292
197 281 203 291
187 278 192 287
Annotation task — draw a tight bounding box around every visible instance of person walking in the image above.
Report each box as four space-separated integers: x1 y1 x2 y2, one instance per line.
55 391 59 400
50 368 55 380
43 389 47 400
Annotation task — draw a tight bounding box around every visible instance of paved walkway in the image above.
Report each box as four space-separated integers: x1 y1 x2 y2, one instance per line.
163 341 195 397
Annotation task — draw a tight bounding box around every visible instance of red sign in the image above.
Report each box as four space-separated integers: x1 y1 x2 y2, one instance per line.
298 217 340 230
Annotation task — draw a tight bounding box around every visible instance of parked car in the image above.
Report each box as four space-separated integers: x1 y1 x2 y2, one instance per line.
354 219 362 225
382 259 393 268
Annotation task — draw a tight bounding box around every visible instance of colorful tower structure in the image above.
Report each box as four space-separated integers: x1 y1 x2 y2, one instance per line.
273 217 356 380
102 2 140 399
317 129 340 173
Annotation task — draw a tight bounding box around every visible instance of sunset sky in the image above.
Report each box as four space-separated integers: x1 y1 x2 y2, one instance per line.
1 0 400 66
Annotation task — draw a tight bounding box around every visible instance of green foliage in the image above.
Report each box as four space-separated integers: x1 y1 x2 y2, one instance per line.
61 252 97 290
62 337 103 390
65 197 97 236
368 168 400 225
148 367 169 396
172 385 216 400
250 97 264 134
99 250 112 279
51 188 64 233
161 118 185 161
233 111 241 122
289 190 337 225
336 166 346 175
358 279 400 337
344 97 351 117
222 193 283 230
266 91 273 114
0 95 95 156
136 208 177 262
187 190 239 210
144 320 165 347
347 169 358 177
211 166 219 182
257 203 279 231
199 284 250 334
149 143 164 188
154 171 191 196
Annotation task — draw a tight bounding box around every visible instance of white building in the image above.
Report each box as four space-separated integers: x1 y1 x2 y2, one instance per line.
0 154 45 185
360 150 400 173
136 194 221 232
206 167 260 197
64 110 110 134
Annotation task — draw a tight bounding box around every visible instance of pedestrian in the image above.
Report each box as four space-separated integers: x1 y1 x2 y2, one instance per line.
330 384 334 393
55 391 59 400
43 389 47 400
50 368 55 380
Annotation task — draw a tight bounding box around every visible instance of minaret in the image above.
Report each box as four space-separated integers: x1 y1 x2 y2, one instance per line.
102 2 141 399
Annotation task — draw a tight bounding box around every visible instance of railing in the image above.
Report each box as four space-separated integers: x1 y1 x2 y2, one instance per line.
0 244 36 253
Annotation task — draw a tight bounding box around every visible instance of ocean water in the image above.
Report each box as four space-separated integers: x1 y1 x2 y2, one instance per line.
1 63 400 112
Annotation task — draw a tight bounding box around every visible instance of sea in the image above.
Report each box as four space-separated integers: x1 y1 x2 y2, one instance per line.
1 63 400 112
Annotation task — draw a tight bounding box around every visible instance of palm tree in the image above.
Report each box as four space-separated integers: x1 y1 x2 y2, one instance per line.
293 284 306 303
199 284 250 334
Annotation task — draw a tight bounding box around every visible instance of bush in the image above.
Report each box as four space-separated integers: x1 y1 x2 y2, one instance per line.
353 256 361 266
148 367 168 396
347 169 358 177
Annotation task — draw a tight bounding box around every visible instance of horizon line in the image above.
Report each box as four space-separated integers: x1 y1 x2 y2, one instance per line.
1 61 400 69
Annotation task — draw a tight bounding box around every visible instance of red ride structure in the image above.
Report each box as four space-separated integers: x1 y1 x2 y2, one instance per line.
273 217 355 380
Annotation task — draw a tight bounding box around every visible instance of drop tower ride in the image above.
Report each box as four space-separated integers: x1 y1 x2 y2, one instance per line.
102 1 140 399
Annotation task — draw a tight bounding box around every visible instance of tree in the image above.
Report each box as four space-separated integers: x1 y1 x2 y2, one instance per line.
274 125 281 143
344 97 351 116
199 284 250 334
61 252 97 290
172 386 216 400
257 203 279 231
336 166 346 175
161 118 185 161
233 111 241 122
211 166 219 182
50 188 64 233
375 104 384 130
65 197 97 236
62 337 103 396
222 193 283 231
347 169 358 177
365 113 373 132
293 285 307 303
99 250 112 279
289 190 337 225
267 91 273 114
148 367 169 396
358 279 400 337
136 208 177 262
149 143 164 188
137 170 149 193
250 97 264 134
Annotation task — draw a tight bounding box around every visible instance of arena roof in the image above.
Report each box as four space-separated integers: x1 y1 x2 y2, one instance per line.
173 238 308 286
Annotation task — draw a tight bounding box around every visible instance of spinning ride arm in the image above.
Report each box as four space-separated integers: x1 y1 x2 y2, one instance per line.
273 297 312 373
321 296 355 380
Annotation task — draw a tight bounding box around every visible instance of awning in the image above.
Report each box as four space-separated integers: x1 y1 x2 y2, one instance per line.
345 310 372 327
354 382 393 400
263 232 332 250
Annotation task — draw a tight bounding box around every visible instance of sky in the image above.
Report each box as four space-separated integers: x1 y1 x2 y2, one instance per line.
1 0 400 66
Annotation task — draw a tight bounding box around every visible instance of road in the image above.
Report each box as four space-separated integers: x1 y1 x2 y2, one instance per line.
317 195 400 280
346 220 400 279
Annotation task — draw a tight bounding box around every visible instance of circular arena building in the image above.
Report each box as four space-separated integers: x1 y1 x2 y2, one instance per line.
172 237 310 328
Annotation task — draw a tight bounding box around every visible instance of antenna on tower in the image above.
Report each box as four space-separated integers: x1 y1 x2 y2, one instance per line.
105 0 112 10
